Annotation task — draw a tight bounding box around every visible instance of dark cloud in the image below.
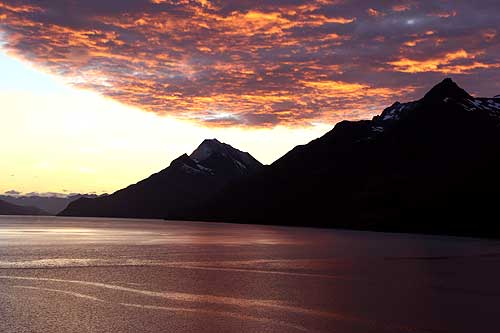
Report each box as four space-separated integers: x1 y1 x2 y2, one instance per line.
4 190 21 196
0 0 498 127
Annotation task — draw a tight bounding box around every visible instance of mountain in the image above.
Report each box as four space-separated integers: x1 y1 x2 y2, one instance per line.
59 139 262 218
0 193 101 215
0 199 48 216
192 79 500 237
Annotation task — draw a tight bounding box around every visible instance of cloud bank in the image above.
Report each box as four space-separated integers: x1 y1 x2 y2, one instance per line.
0 0 498 127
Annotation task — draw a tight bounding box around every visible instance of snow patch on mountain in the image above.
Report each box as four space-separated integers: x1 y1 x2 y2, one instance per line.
379 101 418 122
180 163 204 175
458 98 500 117
372 126 384 133
190 138 261 170
190 139 219 162
196 163 214 173
376 82 500 127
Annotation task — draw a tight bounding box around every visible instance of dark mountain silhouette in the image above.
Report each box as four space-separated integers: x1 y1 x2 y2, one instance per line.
0 193 101 215
59 78 500 237
59 139 262 218
190 79 500 237
0 199 48 216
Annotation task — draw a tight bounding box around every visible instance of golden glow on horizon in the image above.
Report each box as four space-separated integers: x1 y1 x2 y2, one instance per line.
0 53 330 194
0 1 498 194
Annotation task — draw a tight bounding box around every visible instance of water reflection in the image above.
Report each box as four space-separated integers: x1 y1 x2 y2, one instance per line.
1 215 500 332
0 216 307 245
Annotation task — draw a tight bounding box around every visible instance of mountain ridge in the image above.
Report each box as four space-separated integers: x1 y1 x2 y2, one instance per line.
188 78 500 237
0 198 49 216
60 78 500 237
59 140 262 218
0 193 102 215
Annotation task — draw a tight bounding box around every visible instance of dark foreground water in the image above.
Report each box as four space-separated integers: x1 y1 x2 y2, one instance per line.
1 216 500 332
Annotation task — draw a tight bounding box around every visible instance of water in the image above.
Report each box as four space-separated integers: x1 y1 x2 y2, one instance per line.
1 216 499 332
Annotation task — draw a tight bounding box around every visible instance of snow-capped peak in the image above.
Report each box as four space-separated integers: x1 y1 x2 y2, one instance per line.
190 139 226 162
374 79 500 126
189 139 262 170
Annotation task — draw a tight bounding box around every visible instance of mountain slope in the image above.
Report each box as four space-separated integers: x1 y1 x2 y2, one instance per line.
59 139 262 218
0 194 101 215
0 199 48 216
193 79 500 237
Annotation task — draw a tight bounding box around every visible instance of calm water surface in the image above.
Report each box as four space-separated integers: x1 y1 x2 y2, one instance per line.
1 216 500 332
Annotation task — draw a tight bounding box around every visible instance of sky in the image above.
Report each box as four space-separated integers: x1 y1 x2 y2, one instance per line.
0 0 499 195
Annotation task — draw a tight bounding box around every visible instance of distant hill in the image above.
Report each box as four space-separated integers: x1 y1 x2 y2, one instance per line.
0 199 48 216
59 139 262 218
190 79 500 237
0 194 102 215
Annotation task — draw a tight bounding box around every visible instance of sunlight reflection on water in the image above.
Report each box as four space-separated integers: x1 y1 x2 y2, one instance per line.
0 216 307 246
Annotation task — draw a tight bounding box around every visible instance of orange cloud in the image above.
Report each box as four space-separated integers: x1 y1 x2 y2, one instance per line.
367 8 384 17
388 49 499 74
428 10 458 18
0 2 41 13
482 29 497 42
392 4 412 12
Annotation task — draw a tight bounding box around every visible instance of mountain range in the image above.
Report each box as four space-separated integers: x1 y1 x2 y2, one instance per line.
0 193 101 215
0 198 48 216
60 139 262 218
60 78 500 237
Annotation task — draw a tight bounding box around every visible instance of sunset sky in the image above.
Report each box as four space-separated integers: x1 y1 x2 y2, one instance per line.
0 0 499 195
